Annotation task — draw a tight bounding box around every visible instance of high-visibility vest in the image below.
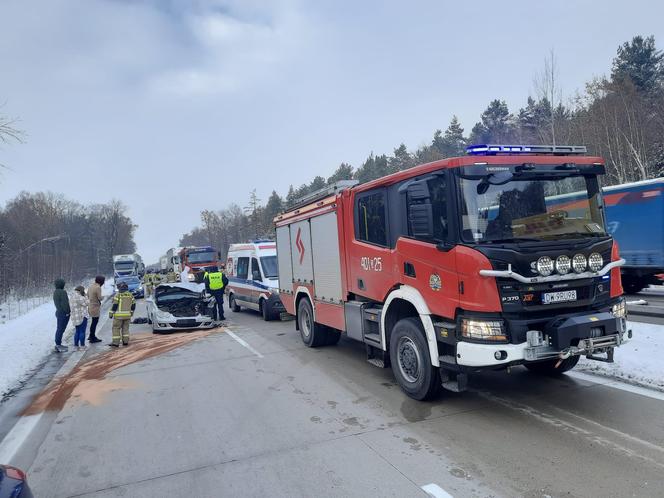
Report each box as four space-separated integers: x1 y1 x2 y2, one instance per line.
205 271 225 290
113 291 135 318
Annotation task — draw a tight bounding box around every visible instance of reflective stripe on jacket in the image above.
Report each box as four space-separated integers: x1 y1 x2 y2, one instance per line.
205 272 225 290
113 291 135 317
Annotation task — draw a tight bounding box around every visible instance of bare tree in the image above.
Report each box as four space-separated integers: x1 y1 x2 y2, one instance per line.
533 49 563 145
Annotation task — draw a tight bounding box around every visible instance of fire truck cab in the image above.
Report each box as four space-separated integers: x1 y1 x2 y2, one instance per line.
275 145 631 400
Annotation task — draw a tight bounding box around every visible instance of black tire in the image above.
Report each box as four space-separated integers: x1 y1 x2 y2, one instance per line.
388 317 441 401
261 299 273 321
297 298 326 347
230 294 241 312
324 327 341 346
623 279 646 294
525 355 580 375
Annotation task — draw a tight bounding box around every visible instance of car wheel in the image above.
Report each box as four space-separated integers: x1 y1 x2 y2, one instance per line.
525 355 580 375
297 298 326 347
230 294 241 312
389 317 441 401
261 299 273 321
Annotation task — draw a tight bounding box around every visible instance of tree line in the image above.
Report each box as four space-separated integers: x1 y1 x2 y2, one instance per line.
180 35 664 255
0 193 136 300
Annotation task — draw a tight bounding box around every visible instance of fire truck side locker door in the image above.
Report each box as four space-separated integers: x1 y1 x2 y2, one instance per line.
290 220 314 285
276 224 296 316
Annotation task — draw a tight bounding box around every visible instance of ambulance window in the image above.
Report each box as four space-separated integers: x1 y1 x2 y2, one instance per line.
356 190 388 246
251 258 261 280
237 257 249 279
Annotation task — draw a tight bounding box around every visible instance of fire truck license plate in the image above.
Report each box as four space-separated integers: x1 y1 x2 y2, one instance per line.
542 290 577 304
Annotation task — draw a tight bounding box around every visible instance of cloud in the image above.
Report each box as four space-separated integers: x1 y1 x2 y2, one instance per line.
146 0 307 96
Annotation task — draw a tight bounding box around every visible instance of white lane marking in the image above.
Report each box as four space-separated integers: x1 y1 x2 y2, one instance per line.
569 371 664 402
0 299 114 464
0 349 81 463
225 329 264 358
421 483 454 498
479 391 664 470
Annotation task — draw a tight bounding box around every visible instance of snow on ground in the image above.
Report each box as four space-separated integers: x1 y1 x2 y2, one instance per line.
577 320 664 392
0 279 116 399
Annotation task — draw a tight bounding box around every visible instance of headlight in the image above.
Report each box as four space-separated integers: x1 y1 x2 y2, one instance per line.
612 298 627 319
555 255 571 275
572 254 587 273
536 256 554 277
461 318 507 342
588 253 603 272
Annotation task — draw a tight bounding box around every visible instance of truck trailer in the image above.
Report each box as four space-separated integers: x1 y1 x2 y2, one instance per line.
275 145 630 400
603 178 664 293
112 253 144 278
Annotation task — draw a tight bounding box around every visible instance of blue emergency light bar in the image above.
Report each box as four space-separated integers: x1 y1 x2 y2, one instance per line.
466 144 587 155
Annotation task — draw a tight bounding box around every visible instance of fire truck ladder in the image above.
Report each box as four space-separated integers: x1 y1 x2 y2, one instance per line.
288 180 358 211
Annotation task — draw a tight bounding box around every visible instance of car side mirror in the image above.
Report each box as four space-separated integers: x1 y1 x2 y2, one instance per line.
252 270 261 280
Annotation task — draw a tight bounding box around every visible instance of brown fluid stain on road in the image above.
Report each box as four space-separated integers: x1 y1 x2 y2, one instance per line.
22 327 224 415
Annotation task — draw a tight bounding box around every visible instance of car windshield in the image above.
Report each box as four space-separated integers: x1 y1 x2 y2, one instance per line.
117 277 139 285
458 173 606 243
260 256 278 278
187 251 216 263
114 262 135 270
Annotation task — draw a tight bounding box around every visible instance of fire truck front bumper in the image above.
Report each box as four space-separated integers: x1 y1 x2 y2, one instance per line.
454 313 631 368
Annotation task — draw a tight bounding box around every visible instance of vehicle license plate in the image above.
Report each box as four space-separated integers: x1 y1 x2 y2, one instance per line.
542 290 577 304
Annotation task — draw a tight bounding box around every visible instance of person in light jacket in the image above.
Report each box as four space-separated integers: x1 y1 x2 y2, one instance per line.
70 286 89 351
87 276 105 343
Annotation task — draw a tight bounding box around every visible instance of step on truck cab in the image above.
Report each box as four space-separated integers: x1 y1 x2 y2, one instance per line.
225 240 284 321
275 145 631 400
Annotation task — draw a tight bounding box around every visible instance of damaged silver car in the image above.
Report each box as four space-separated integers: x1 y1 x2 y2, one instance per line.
146 282 218 333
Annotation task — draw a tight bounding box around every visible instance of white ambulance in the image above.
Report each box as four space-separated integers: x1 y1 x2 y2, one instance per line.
225 240 284 321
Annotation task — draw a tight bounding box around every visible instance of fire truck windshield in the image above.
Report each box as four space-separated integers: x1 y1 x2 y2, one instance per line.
186 251 216 264
458 173 606 243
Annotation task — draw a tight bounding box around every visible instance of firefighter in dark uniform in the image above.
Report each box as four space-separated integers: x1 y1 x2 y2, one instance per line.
204 266 229 323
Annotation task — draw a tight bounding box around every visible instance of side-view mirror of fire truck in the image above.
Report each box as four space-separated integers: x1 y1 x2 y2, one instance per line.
274 146 631 401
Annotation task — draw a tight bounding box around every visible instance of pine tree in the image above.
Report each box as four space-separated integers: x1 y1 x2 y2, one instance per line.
611 35 664 94
262 191 283 236
389 143 414 171
327 163 354 184
441 116 466 156
285 185 297 208
469 99 515 143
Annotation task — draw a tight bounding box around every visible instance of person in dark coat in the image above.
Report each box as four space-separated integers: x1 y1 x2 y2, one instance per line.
53 278 70 353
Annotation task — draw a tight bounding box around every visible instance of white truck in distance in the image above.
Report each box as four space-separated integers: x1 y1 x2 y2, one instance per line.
112 253 145 278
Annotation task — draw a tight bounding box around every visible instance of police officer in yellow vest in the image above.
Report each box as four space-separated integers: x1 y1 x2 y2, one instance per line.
109 282 136 347
204 266 228 323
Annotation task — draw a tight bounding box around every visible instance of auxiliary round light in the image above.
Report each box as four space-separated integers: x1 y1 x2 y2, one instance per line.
588 252 603 272
536 256 554 277
555 255 571 275
572 254 587 273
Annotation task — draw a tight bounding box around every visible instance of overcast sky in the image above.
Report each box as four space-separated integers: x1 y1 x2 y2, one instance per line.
1 0 662 263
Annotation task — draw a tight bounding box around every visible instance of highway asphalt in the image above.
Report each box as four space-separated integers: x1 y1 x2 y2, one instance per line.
1 300 664 497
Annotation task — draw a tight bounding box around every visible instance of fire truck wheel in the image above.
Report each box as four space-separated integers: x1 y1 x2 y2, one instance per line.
525 355 580 375
324 328 341 346
297 298 326 347
229 294 241 312
389 318 441 401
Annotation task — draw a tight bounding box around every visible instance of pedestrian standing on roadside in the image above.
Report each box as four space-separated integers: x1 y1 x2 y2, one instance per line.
87 275 105 343
109 281 135 347
53 278 70 353
71 285 89 351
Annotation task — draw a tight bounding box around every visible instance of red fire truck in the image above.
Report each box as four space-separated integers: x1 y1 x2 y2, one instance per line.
275 145 631 400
